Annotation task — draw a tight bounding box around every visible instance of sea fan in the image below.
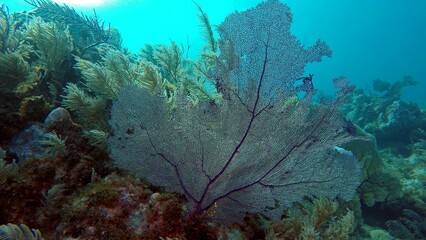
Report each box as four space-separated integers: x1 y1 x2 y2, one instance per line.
110 0 360 224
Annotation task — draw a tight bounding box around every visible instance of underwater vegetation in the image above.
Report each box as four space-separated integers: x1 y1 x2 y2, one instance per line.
111 0 360 224
344 75 426 155
266 196 356 240
341 74 426 236
0 0 425 239
342 77 426 238
386 209 426 240
0 223 43 239
0 0 117 148
25 0 118 54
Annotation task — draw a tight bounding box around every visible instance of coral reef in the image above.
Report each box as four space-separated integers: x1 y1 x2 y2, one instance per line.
62 47 143 131
0 106 218 239
343 76 426 155
0 2 84 147
110 0 360 224
60 174 157 239
343 127 402 207
24 0 117 53
61 29 221 150
266 196 356 240
139 41 221 105
386 209 426 240
0 0 424 239
0 109 94 229
342 78 426 239
379 142 426 213
1 1 225 237
26 17 73 75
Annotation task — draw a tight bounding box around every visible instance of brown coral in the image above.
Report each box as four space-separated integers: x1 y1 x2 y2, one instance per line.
266 196 356 240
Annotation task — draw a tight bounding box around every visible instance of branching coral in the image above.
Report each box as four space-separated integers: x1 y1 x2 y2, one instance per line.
24 0 113 53
26 17 73 74
139 40 221 105
74 47 157 100
62 82 108 130
386 209 426 240
186 1 222 104
0 2 78 145
0 5 31 91
0 4 31 55
140 4 224 109
0 159 17 184
0 52 30 93
62 47 162 132
65 39 220 133
151 41 185 84
82 129 109 151
180 76 221 104
40 131 68 157
136 61 164 92
266 197 356 240
192 0 217 53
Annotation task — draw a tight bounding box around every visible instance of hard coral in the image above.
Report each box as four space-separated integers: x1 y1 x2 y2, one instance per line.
60 174 205 240
0 107 103 238
61 174 152 239
143 193 186 239
343 76 426 155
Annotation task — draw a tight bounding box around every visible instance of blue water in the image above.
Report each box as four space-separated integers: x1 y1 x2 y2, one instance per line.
9 0 426 106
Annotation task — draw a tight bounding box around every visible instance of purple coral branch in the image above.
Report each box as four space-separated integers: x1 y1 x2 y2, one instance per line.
200 133 309 212
155 152 198 203
198 129 212 181
194 37 271 214
200 95 340 213
144 126 198 203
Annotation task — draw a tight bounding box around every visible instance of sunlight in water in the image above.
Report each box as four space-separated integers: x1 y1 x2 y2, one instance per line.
52 0 116 7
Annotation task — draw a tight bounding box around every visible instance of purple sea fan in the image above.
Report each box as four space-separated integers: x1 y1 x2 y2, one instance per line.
109 0 360 224
216 0 332 100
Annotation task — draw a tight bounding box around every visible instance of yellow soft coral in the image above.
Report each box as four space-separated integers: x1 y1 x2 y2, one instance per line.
267 196 356 240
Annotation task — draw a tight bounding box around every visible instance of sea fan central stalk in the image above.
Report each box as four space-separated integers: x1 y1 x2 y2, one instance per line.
109 0 360 223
